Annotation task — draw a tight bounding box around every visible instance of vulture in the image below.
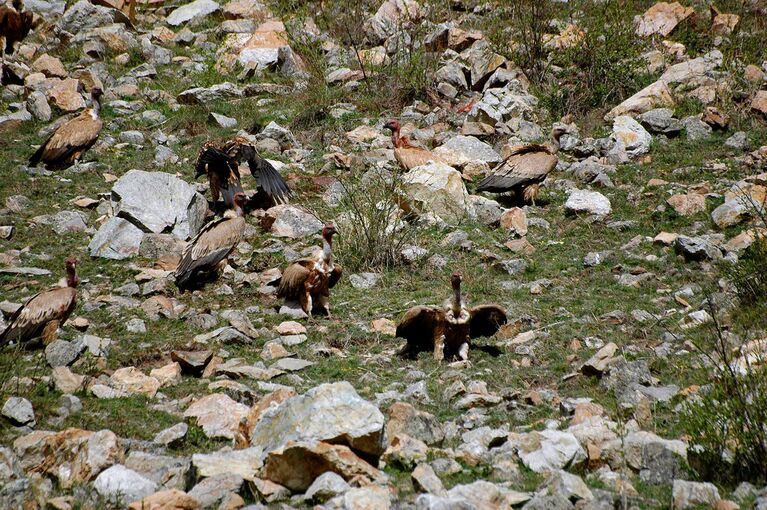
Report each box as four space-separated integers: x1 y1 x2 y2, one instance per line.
29 87 104 169
384 119 447 171
277 223 342 318
396 273 507 361
195 137 291 210
475 126 567 204
174 192 247 291
0 0 33 60
0 257 78 346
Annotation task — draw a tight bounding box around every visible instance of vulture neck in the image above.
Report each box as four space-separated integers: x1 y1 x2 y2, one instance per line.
321 235 333 264
91 96 102 119
451 281 463 315
549 132 563 154
390 127 402 148
66 268 79 288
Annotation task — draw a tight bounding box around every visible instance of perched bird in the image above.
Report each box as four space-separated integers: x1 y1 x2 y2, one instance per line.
277 223 342 318
0 0 34 61
0 257 79 346
195 137 291 210
174 192 247 291
475 126 567 204
29 87 104 170
384 119 446 171
396 273 507 361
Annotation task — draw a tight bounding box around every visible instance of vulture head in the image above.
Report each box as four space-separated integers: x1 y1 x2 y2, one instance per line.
232 192 247 216
91 87 104 103
383 119 401 133
451 272 462 289
449 272 463 313
322 223 337 243
65 257 79 288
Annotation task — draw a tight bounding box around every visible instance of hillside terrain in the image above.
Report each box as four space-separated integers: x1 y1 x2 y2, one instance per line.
1 0 767 508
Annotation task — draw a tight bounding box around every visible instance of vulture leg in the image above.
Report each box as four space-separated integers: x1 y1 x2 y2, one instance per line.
41 320 60 345
433 333 445 361
317 293 331 319
524 183 540 206
458 342 469 361
299 286 313 319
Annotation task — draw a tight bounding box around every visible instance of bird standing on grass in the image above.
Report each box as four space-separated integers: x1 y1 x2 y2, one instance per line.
396 272 507 361
29 87 104 170
0 0 34 64
476 126 567 205
277 223 342 319
383 119 447 171
0 257 79 346
195 137 291 211
174 192 247 291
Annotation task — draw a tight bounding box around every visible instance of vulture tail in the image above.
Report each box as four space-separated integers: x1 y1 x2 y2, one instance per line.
250 156 291 204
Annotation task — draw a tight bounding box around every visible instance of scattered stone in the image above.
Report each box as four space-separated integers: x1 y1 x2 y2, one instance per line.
153 423 188 446
401 162 472 224
672 480 720 509
93 465 158 505
167 0 221 26
666 193 705 216
261 204 323 238
2 397 35 426
565 189 612 217
89 217 144 260
183 393 249 440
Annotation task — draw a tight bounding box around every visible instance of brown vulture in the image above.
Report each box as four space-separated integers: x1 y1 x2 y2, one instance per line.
29 87 104 169
195 137 291 210
174 192 247 291
384 119 447 171
396 273 507 361
0 257 78 346
0 0 33 60
277 223 342 318
475 126 567 204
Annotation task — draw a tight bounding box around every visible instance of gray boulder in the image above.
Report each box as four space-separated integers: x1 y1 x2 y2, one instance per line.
93 465 158 505
2 397 35 426
88 217 144 260
112 170 207 240
177 83 243 105
249 381 385 458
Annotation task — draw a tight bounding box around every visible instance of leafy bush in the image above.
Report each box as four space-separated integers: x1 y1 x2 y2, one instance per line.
334 168 416 271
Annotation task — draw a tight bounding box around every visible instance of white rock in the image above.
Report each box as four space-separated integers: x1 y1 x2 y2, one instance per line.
88 217 144 260
112 170 207 240
166 0 220 26
565 189 612 217
93 465 158 504
611 115 652 159
401 162 473 224
2 397 35 426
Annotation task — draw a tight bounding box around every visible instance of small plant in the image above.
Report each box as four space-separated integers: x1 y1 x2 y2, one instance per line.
334 167 416 271
681 301 767 484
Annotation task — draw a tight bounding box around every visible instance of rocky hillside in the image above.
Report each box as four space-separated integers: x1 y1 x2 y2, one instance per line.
1 0 767 508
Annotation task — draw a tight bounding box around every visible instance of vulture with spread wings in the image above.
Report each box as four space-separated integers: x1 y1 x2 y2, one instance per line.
396 273 507 361
195 137 291 210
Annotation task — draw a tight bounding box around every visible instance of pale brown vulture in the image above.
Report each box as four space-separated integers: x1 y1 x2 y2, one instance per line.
29 87 104 169
277 223 342 318
174 192 247 291
0 0 33 60
195 137 291 210
0 257 78 346
476 126 567 204
384 119 447 171
396 273 507 361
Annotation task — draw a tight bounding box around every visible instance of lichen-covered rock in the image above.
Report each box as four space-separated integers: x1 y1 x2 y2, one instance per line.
112 170 207 240
401 162 473 224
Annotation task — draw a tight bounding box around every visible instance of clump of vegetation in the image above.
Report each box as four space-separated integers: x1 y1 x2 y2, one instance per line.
333 168 416 271
682 202 767 485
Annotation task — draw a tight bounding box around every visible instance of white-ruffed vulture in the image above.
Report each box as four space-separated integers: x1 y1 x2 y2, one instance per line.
384 119 447 171
277 223 342 318
0 257 78 346
174 192 247 291
396 273 507 361
0 0 33 60
29 87 104 169
476 126 567 204
195 137 291 210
